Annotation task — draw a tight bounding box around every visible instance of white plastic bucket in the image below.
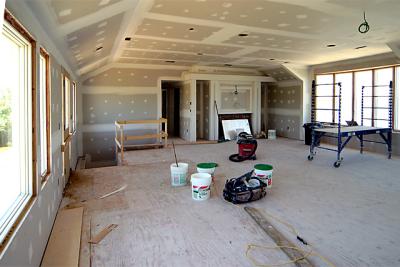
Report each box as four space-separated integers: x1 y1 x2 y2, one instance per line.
170 162 188 186
191 173 212 200
254 164 273 188
196 163 217 177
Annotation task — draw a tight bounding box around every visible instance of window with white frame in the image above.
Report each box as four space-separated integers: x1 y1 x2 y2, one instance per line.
374 68 392 128
72 82 76 133
334 73 353 124
396 66 400 130
354 70 372 126
39 49 50 180
63 75 70 132
315 74 333 122
315 66 397 129
0 15 34 245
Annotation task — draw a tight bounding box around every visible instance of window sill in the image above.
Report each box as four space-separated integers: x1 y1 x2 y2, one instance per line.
0 194 35 256
61 133 73 152
40 172 51 191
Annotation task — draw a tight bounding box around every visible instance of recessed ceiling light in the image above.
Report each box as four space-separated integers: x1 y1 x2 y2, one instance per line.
355 45 367 49
125 37 132 41
326 44 336 47
238 33 248 37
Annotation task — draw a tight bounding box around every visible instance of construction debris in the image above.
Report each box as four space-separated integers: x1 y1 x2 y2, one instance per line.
89 224 118 244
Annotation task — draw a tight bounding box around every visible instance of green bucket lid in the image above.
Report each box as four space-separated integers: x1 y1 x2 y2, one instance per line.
197 162 218 169
254 164 273 171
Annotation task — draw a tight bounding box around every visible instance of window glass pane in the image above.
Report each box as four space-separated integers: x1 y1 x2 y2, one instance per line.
72 83 76 132
315 74 333 122
0 22 31 233
396 66 400 130
374 68 392 128
354 71 373 126
39 55 47 176
0 29 21 219
64 77 70 130
335 73 353 124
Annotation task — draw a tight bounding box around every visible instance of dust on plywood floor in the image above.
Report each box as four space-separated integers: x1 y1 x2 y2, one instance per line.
62 138 400 267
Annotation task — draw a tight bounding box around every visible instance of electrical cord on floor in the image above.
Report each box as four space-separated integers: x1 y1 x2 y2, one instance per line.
245 209 337 267
214 183 336 267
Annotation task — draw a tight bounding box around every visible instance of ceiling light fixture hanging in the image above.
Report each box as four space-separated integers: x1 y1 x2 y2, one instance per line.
233 85 238 95
358 11 370 34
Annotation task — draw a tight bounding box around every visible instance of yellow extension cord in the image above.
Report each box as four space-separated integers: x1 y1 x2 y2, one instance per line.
244 208 337 267
212 180 337 267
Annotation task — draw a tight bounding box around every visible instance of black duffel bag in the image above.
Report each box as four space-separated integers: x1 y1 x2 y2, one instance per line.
223 171 267 204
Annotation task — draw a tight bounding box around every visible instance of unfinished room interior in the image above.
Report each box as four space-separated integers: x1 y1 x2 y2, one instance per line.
1 0 400 266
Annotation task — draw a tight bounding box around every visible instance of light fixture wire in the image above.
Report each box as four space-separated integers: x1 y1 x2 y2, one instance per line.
358 11 370 34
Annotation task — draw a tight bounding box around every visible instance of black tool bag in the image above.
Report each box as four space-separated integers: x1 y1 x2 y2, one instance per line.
223 171 267 204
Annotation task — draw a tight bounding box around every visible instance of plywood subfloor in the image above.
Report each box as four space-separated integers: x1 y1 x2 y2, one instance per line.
41 207 83 267
63 138 400 267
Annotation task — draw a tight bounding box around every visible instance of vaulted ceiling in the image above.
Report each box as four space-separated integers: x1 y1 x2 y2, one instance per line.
26 0 400 78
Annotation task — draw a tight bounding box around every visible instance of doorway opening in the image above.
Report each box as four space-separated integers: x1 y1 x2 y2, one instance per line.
161 81 181 137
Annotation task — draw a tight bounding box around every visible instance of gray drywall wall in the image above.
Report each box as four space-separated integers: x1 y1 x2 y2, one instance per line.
81 93 158 161
82 93 157 124
0 3 79 266
220 90 250 110
180 82 192 140
268 114 301 139
196 80 210 140
266 82 303 139
202 83 210 139
267 86 301 109
261 83 268 131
